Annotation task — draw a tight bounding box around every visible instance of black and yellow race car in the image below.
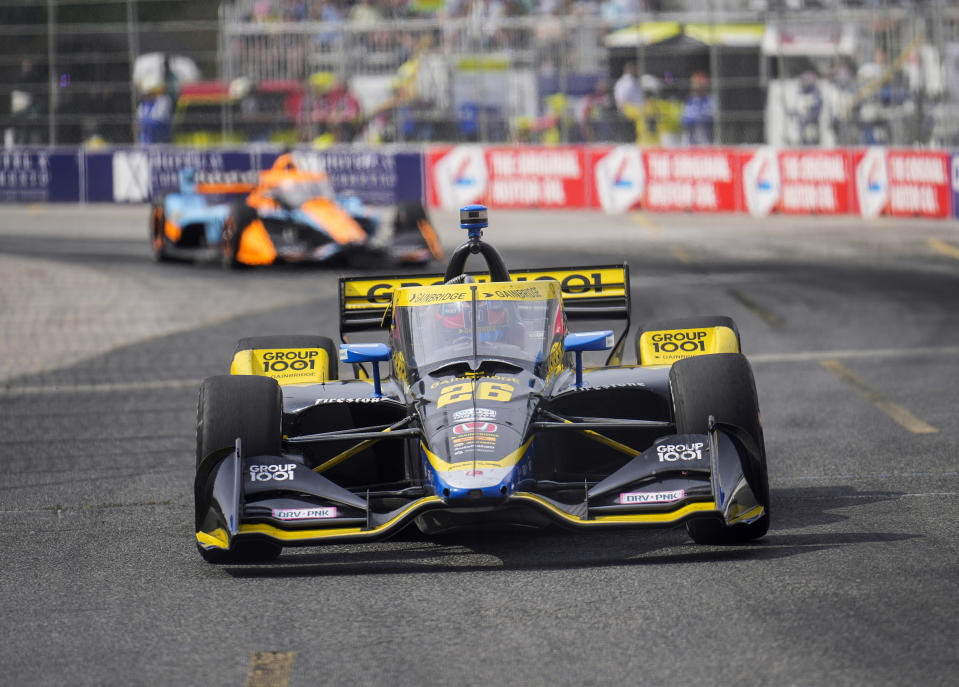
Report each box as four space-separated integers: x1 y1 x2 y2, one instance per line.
194 205 770 562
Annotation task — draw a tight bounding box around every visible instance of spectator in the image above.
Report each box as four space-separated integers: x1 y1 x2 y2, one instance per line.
614 60 643 115
614 61 643 142
9 58 46 145
136 74 173 144
793 70 823 145
577 78 613 142
680 71 714 145
307 74 362 143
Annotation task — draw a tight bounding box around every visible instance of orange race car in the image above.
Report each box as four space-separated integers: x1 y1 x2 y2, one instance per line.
149 153 443 268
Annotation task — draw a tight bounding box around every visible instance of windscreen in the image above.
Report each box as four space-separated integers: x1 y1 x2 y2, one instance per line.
270 178 334 206
393 282 563 375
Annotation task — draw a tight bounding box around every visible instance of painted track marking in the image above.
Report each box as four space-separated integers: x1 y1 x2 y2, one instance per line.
630 211 660 234
928 237 959 261
819 359 938 434
670 245 692 264
245 651 294 687
728 288 785 329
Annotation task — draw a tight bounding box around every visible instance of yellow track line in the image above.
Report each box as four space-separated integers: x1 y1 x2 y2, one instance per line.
670 245 692 264
928 237 959 261
245 651 294 687
819 359 937 434
631 211 660 234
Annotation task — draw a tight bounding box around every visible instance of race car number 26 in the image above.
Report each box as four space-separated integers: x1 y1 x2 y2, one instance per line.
437 381 514 408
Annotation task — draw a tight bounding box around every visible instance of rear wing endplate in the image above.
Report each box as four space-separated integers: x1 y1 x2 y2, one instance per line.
339 264 631 363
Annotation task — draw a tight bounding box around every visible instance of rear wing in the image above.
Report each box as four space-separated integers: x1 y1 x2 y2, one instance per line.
193 170 260 195
339 264 631 363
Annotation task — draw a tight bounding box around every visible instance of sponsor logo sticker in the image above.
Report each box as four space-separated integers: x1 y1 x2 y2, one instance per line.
453 422 498 434
272 507 337 520
452 408 497 421
619 489 686 505
656 443 704 463
249 463 298 482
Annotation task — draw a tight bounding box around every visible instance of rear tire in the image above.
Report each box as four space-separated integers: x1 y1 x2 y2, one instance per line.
195 374 283 563
669 352 770 544
235 335 339 381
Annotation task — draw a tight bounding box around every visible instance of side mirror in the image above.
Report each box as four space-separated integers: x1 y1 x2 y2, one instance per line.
339 343 391 397
563 330 614 388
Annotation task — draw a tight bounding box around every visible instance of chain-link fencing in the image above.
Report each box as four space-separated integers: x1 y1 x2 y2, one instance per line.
2 1 958 148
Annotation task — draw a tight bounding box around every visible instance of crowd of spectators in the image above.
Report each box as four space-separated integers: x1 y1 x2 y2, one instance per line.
235 1 659 25
186 1 958 148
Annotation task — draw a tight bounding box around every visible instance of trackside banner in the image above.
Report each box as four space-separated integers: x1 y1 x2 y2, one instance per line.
1 144 955 220
427 145 588 210
1 146 424 205
0 149 80 202
427 144 954 218
953 152 959 220
741 147 852 217
852 148 950 219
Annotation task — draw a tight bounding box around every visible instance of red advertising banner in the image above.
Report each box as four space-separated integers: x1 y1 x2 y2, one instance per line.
427 145 588 210
641 148 739 213
886 149 950 218
852 148 951 219
740 148 852 216
426 144 953 220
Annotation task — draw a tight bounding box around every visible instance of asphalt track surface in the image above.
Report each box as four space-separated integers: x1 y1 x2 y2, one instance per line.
1 204 957 686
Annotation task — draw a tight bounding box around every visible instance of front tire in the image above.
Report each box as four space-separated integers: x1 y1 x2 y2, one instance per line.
150 200 171 262
669 352 770 544
221 202 256 270
195 374 283 563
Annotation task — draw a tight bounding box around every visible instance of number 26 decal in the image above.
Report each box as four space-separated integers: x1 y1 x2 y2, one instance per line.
437 381 514 408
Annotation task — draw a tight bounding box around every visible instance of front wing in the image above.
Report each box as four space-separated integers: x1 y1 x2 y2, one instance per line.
195 422 765 553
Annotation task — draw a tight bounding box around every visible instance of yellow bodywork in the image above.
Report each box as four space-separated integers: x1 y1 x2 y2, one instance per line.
638 326 739 365
231 347 333 385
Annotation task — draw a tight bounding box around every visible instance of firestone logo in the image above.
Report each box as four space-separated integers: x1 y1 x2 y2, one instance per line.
453 422 497 434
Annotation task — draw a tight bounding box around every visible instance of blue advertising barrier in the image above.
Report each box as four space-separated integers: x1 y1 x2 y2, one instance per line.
87 148 253 203
952 151 959 219
83 146 424 205
0 149 80 202
259 148 424 205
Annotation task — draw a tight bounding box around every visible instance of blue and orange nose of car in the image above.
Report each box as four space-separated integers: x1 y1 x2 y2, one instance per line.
299 198 368 245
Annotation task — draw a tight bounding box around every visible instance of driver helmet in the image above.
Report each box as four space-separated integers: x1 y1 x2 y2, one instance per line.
437 300 510 343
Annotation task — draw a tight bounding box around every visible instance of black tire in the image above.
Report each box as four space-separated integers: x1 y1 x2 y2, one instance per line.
393 200 429 235
669 352 770 544
636 315 741 365
221 201 257 270
150 200 172 262
195 374 283 563
235 335 339 381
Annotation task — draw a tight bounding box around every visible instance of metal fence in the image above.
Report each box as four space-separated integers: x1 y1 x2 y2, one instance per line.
3 0 959 148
